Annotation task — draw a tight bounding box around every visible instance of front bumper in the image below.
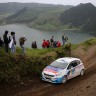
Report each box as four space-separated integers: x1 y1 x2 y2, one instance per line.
42 76 63 83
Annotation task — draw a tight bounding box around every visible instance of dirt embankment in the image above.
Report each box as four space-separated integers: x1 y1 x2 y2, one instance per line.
0 45 96 96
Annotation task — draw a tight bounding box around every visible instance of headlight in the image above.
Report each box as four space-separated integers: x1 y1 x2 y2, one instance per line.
42 71 44 75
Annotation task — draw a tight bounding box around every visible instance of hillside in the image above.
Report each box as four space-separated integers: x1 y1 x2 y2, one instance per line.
0 38 96 96
60 3 96 34
1 3 96 33
0 3 72 27
3 3 72 31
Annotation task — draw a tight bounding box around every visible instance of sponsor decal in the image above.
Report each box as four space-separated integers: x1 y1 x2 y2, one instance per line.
44 66 62 74
44 69 58 74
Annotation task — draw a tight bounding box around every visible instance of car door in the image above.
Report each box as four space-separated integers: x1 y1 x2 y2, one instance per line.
67 62 76 79
72 60 80 77
73 60 82 76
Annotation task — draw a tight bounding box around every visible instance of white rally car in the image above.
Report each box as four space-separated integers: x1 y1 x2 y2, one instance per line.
42 57 85 83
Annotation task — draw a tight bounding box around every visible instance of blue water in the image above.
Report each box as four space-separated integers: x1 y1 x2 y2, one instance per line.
0 24 94 48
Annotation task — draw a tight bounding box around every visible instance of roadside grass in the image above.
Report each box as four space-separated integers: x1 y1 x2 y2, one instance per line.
81 38 96 51
26 48 54 56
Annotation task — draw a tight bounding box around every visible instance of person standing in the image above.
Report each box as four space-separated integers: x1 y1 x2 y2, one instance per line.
46 40 50 48
19 35 26 55
32 41 37 49
34 41 37 49
3 30 9 53
42 39 46 48
62 33 68 46
50 36 54 47
9 32 16 53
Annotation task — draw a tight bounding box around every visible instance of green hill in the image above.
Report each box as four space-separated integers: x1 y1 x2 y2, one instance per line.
3 3 72 31
1 3 96 33
60 3 96 34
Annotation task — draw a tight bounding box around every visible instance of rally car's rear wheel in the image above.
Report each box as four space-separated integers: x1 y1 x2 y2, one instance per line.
80 69 84 76
62 75 67 83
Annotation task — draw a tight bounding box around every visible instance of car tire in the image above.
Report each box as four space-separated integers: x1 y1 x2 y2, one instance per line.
62 75 67 83
80 69 84 76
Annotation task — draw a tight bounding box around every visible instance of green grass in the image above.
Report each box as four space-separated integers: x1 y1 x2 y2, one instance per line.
83 38 96 46
26 48 54 56
80 38 96 51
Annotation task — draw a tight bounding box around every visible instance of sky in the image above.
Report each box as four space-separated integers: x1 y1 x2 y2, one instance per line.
0 0 96 6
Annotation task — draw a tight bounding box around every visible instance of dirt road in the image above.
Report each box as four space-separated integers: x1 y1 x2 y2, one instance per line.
0 45 96 96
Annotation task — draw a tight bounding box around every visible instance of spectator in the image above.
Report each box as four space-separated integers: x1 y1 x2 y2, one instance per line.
32 41 37 49
19 35 27 55
32 41 34 48
42 39 46 48
62 33 68 46
9 32 16 53
53 41 57 48
3 30 9 53
50 36 54 47
46 40 50 48
34 41 37 49
57 41 61 47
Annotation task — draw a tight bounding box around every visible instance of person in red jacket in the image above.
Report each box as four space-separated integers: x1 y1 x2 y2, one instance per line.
42 39 46 48
46 40 50 48
57 41 61 47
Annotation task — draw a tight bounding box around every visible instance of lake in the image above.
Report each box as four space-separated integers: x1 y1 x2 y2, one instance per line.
0 24 94 48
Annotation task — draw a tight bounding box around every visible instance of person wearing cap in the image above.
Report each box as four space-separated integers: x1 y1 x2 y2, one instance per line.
3 30 9 53
19 35 26 55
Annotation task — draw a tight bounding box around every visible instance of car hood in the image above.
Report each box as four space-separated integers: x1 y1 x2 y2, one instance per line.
43 66 63 75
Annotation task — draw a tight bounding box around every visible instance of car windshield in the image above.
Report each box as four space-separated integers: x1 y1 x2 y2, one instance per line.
50 61 68 69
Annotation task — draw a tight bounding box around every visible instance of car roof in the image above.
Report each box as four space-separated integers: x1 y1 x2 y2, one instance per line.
56 57 80 63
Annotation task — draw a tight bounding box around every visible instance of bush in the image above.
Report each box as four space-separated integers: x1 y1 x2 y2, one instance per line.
0 53 57 83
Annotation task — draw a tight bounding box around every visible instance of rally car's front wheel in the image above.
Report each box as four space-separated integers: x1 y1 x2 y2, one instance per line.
62 75 67 83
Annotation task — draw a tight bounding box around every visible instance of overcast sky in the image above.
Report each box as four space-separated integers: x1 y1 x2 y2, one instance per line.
0 0 96 6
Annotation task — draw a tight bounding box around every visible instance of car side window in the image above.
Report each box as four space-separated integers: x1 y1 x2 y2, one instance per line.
72 61 78 67
76 60 81 65
67 60 79 69
67 63 73 69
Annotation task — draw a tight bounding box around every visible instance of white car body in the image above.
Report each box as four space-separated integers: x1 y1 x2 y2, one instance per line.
42 57 85 83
